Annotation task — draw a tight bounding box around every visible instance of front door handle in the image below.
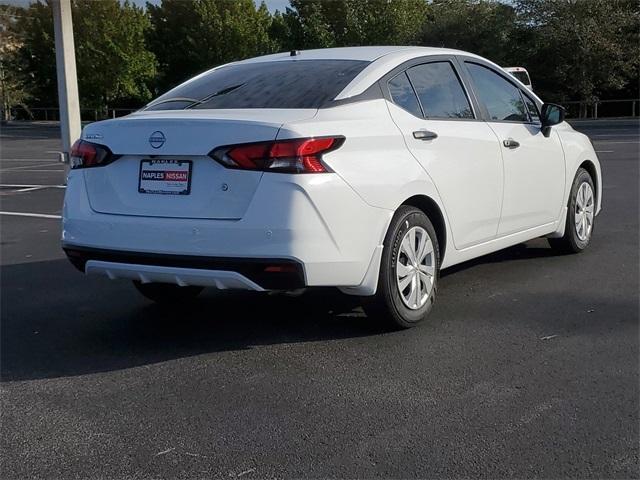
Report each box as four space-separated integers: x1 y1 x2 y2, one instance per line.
413 130 438 141
503 138 520 149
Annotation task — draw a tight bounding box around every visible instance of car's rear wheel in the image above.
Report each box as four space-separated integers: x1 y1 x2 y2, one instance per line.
133 281 203 303
549 168 595 254
363 206 440 329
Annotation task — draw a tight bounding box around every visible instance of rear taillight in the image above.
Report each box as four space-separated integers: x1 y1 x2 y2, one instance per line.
209 136 345 174
70 140 115 169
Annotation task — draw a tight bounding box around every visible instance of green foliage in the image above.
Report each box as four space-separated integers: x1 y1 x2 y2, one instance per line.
420 0 518 67
272 0 428 50
75 0 156 107
13 2 56 109
514 0 640 102
4 0 639 113
272 0 335 50
146 0 275 94
15 0 156 110
0 5 32 121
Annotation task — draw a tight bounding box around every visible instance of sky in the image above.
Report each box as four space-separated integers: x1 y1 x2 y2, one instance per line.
263 0 289 11
0 0 292 13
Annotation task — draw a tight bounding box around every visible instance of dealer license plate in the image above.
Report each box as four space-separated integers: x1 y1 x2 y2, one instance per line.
138 159 192 195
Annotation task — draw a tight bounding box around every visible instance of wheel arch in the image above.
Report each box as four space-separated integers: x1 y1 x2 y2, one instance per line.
578 159 599 206
401 195 447 263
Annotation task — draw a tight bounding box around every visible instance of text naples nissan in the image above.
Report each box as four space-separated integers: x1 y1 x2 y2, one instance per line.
62 46 601 329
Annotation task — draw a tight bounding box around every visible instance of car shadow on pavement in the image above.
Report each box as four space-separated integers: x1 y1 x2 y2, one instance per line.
0 239 616 382
0 258 390 382
440 239 558 278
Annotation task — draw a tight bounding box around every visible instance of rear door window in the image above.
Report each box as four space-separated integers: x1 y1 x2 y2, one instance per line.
405 62 474 119
145 60 370 110
388 72 423 117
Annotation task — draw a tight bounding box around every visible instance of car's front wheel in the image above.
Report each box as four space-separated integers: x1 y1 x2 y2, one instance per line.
549 167 596 253
133 281 203 304
363 206 440 329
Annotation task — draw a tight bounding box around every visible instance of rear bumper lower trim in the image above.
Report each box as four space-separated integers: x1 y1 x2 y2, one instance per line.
63 246 306 290
86 261 265 291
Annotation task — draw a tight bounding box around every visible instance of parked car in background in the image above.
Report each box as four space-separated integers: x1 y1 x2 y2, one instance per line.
63 46 601 329
505 66 533 90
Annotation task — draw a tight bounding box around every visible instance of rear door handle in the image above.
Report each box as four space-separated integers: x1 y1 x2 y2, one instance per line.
503 138 520 149
413 130 438 141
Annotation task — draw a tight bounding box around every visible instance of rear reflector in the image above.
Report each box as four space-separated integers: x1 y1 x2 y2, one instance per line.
209 136 344 174
264 264 299 273
70 140 116 169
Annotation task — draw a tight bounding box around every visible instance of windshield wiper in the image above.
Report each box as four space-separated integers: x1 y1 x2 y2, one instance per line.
144 97 201 110
144 83 245 111
184 83 245 109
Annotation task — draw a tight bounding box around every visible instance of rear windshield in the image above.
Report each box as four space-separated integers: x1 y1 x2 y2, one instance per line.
144 60 369 111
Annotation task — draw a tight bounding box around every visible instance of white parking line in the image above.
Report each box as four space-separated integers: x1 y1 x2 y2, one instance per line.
14 187 46 193
0 169 64 175
1 135 52 139
591 133 639 137
595 150 614 153
0 184 66 188
0 162 61 171
0 211 61 219
0 158 62 162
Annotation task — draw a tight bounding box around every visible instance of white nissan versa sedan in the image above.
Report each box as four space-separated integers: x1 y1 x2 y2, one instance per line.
63 46 602 328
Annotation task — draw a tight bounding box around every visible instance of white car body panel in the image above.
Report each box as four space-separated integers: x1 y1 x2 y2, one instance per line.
84 154 262 220
64 168 391 288
385 102 504 250
81 110 318 219
62 46 602 296
485 122 565 235
82 109 318 156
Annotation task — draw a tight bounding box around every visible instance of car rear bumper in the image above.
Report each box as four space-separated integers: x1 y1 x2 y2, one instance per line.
62 170 393 290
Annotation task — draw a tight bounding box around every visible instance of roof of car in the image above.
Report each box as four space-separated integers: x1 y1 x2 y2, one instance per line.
232 46 488 99
172 46 509 104
238 46 469 63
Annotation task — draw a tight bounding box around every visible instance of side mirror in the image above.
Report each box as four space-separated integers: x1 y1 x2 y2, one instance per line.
541 103 565 136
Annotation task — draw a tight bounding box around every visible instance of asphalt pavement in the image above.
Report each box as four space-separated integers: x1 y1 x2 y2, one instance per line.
1 119 638 479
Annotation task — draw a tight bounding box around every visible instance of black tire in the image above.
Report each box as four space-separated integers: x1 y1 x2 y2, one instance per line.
133 281 203 304
363 206 440 329
548 168 596 254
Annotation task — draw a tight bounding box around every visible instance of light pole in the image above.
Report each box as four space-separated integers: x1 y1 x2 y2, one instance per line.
52 0 81 174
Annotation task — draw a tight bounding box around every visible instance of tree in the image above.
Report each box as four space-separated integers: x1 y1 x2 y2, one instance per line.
14 0 156 112
514 0 640 102
420 0 518 67
271 0 336 50
73 0 156 109
146 0 275 94
5 0 639 116
0 5 32 122
273 0 429 50
12 2 56 111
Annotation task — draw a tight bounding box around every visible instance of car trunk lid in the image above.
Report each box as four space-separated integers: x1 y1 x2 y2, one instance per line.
81 109 317 220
